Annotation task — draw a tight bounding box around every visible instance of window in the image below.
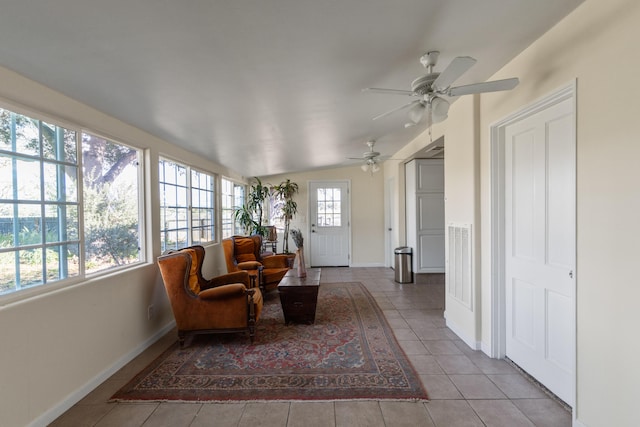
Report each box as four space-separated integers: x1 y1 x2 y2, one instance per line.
159 158 216 251
0 107 80 294
221 178 245 238
268 191 284 230
0 106 145 297
317 187 342 226
190 169 215 244
82 133 142 274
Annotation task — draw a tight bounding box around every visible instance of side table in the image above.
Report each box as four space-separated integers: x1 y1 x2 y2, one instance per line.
277 268 321 324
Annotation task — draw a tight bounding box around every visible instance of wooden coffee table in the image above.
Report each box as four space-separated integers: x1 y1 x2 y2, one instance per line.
277 268 321 324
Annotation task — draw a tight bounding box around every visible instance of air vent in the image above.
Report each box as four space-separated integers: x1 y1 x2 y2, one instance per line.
447 223 472 308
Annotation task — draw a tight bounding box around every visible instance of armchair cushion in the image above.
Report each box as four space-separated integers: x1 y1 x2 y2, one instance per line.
235 238 257 263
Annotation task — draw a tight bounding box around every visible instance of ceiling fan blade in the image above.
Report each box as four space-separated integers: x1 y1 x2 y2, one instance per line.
363 87 416 96
447 77 519 96
432 56 476 91
372 100 420 121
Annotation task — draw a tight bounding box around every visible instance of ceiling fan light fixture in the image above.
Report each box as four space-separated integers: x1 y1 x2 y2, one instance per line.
431 97 450 123
361 158 380 174
408 102 426 124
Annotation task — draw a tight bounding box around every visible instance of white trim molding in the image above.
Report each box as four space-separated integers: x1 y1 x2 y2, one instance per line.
489 80 577 415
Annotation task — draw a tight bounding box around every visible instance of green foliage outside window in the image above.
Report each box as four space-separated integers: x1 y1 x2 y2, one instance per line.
0 106 142 296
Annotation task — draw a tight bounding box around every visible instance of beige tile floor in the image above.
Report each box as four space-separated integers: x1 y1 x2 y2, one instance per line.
51 267 571 427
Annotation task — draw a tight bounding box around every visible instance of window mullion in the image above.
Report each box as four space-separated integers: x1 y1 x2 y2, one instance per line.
187 167 193 246
10 113 22 288
39 120 47 284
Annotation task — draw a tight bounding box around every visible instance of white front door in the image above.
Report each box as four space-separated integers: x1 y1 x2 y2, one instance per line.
309 181 350 267
504 97 575 405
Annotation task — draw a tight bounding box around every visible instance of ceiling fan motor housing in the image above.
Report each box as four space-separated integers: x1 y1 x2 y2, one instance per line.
411 73 439 95
363 141 380 159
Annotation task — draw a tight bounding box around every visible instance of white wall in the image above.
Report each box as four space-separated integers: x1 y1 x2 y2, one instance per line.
263 165 386 267
0 66 244 427
440 95 483 349
437 0 640 425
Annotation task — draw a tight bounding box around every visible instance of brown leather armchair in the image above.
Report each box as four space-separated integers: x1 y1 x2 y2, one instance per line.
157 245 263 347
222 235 291 293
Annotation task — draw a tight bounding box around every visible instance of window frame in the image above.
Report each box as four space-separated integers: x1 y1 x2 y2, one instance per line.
159 157 217 251
0 100 147 302
80 130 146 277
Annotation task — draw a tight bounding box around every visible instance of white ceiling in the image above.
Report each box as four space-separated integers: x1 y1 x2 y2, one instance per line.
0 0 582 177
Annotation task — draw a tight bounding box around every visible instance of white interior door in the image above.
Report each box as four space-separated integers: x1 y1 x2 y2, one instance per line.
385 176 396 267
504 97 575 405
309 181 350 266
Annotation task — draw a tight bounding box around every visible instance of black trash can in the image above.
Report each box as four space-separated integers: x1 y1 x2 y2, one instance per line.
394 247 413 283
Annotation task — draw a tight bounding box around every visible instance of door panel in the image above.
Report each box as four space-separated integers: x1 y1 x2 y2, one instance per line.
309 181 349 266
511 278 536 349
418 234 445 271
504 97 575 405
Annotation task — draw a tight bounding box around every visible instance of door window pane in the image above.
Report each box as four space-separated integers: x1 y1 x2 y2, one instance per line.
316 187 341 227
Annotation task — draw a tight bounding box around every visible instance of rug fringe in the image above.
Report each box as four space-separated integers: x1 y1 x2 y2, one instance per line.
109 397 429 404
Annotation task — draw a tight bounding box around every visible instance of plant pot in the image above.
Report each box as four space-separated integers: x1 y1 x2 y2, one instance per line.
295 247 307 278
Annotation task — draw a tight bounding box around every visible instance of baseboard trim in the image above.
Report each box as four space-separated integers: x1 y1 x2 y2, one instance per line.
349 262 386 268
443 311 481 351
480 341 493 357
29 320 176 427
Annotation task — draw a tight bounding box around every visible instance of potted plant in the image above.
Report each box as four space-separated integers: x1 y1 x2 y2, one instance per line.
233 177 270 236
273 179 299 253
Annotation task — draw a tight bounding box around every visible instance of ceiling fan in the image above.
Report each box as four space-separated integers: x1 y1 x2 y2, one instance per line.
348 140 384 173
364 51 519 128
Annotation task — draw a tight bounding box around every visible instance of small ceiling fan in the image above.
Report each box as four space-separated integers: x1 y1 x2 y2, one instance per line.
364 51 519 128
348 140 384 173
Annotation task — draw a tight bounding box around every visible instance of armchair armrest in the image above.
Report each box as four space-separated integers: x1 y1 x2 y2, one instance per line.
203 271 250 290
262 254 290 269
237 261 262 270
198 283 247 300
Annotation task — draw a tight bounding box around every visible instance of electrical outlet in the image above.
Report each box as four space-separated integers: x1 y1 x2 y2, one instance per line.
147 304 155 320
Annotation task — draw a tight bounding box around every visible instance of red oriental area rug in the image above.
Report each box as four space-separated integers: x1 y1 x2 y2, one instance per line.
111 282 428 402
